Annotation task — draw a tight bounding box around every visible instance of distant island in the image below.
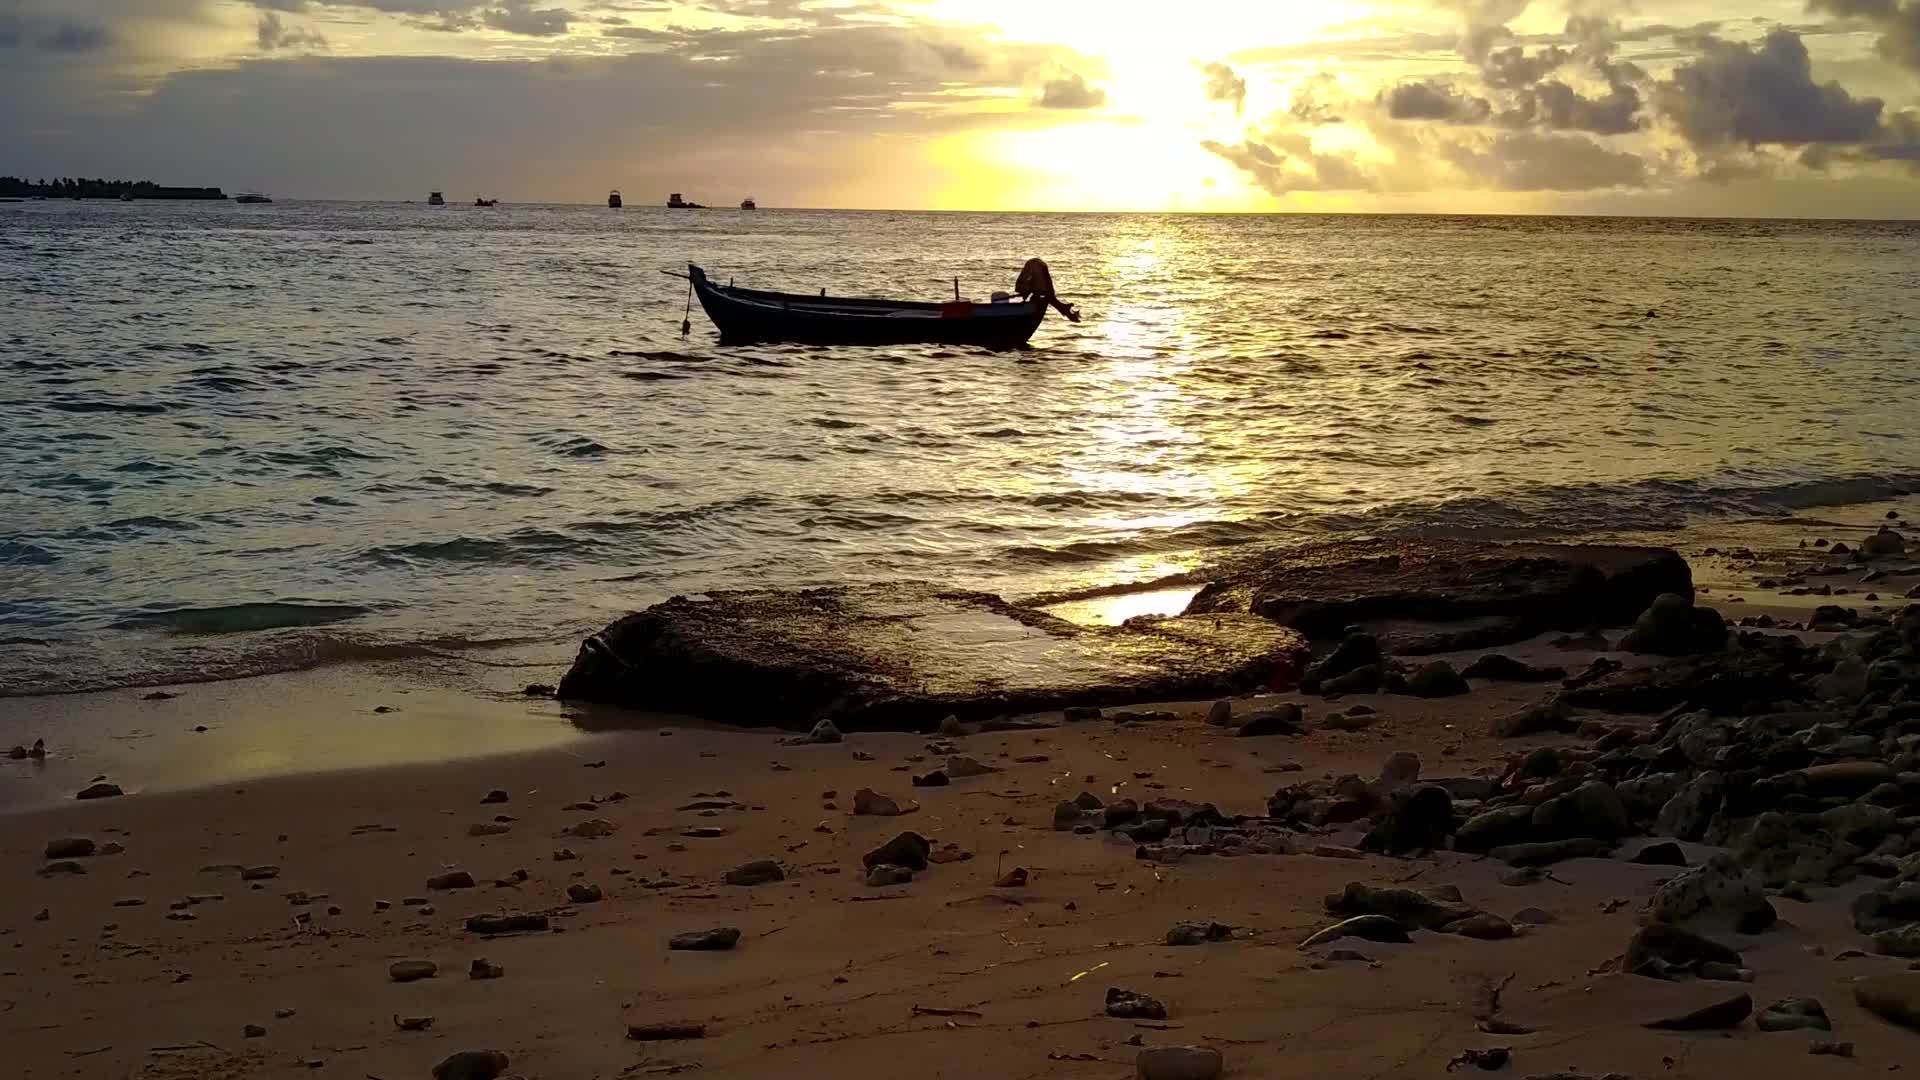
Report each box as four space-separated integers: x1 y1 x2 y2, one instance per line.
0 177 227 200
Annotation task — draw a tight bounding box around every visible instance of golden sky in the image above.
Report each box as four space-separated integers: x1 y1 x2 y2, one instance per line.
4 0 1919 214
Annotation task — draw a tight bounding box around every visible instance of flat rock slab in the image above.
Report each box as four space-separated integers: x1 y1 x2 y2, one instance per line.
558 582 1307 729
1185 540 1690 641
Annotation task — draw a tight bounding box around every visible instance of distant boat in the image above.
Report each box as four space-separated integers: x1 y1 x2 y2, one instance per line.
608 189 622 209
474 197 498 207
234 192 272 204
677 261 1078 351
667 192 705 209
119 191 134 203
427 191 445 206
740 197 756 210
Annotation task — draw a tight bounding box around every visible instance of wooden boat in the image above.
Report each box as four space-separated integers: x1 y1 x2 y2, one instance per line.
683 264 1061 350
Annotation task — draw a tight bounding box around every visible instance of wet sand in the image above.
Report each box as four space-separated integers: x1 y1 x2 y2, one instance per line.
5 502 1919 1078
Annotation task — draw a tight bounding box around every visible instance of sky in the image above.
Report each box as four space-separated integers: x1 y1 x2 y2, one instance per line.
3 0 1920 214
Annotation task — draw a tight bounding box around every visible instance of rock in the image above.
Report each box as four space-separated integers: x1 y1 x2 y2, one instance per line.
1626 924 1742 979
1455 806 1538 853
910 770 949 787
1377 751 1422 787
389 960 438 983
240 865 280 881
1622 593 1727 656
1104 987 1167 1020
1206 700 1234 727
1855 973 1920 1030
1135 1045 1222 1080
1303 632 1383 689
1615 772 1685 822
566 883 603 903
1325 883 1474 930
1462 654 1567 682
1511 906 1555 925
1165 921 1234 946
793 718 844 744
1731 803 1900 887
1185 540 1690 642
862 831 931 871
464 913 550 935
945 755 998 778
74 782 123 800
1644 854 1776 935
44 837 96 859
1446 913 1516 940
1855 882 1920 933
627 1023 707 1041
1864 528 1906 557
1406 661 1470 698
995 867 1029 887
1297 910 1420 945
1488 838 1614 867
1808 1040 1854 1057
1320 708 1382 731
1874 924 1920 957
470 958 505 979
1492 696 1574 737
722 860 784 886
853 788 912 816
468 823 510 837
481 789 509 804
428 871 475 891
867 864 914 887
1643 992 1752 1030
1800 761 1896 795
432 1050 510 1080
557 581 1310 729
1235 704 1304 737
1655 772 1725 842
1531 780 1629 840
1361 784 1453 855
1754 997 1830 1032
1629 842 1688 866
669 927 742 950
559 818 617 839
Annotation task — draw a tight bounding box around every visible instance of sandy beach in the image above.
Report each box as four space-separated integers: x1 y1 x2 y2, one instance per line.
7 505 1920 1079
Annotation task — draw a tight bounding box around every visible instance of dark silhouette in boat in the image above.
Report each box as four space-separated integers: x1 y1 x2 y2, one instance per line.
678 260 1079 350
474 197 498 206
667 192 704 208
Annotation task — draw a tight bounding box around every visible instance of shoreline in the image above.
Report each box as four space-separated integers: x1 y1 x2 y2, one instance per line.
4 497 1915 812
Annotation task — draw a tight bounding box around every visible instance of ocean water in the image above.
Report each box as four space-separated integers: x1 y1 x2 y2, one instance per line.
3 201 1919 696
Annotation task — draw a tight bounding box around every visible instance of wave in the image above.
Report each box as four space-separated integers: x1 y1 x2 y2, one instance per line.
110 602 374 635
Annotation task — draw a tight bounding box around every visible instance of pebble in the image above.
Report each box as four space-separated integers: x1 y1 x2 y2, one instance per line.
723 859 785 886
669 927 742 951
243 1024 267 1038
240 865 280 881
852 788 910 815
559 818 617 839
275 1008 296 1018
1808 1040 1854 1057
1135 1045 1222 1080
470 958 506 979
74 782 123 800
468 823 511 837
867 864 915 887
1165 921 1232 946
1755 997 1830 1032
862 831 932 871
1105 987 1168 1020
432 1050 510 1080
44 837 96 859
38 860 85 877
567 883 603 903
389 959 438 983
994 867 1029 887
1206 700 1233 726
465 913 550 935
1299 915 1411 949
428 871 476 890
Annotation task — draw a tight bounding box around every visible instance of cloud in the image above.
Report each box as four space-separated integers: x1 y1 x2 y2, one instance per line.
1655 29 1886 147
39 21 114 53
1201 135 1375 194
1288 73 1345 125
1808 0 1920 73
1437 129 1649 189
482 1 572 36
1383 79 1492 122
1201 61 1246 113
257 11 328 51
1036 72 1105 109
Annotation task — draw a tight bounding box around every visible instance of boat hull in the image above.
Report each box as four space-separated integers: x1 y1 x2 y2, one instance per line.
689 265 1045 350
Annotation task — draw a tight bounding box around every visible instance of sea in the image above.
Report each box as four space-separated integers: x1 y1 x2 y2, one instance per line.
3 200 1919 698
